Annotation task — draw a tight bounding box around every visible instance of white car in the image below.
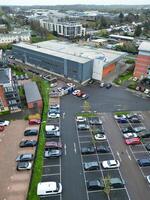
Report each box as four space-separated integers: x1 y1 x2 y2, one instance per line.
76 116 87 122
144 89 149 94
48 113 60 118
37 181 62 196
146 175 150 183
45 125 59 132
72 90 81 96
94 134 106 141
0 120 10 126
123 132 138 139
114 115 126 120
102 160 120 169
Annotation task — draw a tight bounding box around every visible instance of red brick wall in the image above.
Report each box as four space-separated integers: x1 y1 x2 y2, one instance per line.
0 86 8 107
134 55 150 78
102 63 116 77
27 100 43 109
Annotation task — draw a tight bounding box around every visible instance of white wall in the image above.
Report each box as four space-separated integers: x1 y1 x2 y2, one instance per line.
92 58 104 81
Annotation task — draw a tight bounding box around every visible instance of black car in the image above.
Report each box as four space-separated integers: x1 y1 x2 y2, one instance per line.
81 147 95 155
24 129 38 136
87 180 104 191
106 83 112 89
129 117 140 123
122 127 134 133
19 140 37 147
110 178 125 188
96 146 110 153
138 131 150 138
145 143 150 151
91 127 105 134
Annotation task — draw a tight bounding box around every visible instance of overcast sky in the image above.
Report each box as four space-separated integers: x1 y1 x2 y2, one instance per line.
0 0 150 6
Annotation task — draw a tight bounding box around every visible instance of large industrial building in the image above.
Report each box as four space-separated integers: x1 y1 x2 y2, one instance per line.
134 41 150 79
12 40 126 83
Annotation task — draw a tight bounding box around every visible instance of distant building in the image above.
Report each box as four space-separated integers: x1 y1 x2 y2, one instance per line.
40 20 85 38
24 81 43 109
0 68 21 112
0 29 31 44
109 34 134 42
134 41 150 79
0 85 9 112
12 40 126 83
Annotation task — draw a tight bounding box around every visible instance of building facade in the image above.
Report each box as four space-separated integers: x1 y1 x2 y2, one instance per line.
134 42 150 79
40 20 85 38
12 40 125 83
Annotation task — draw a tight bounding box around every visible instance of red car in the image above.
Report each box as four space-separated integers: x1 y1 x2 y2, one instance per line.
125 137 141 145
0 126 4 132
29 119 41 125
45 141 62 149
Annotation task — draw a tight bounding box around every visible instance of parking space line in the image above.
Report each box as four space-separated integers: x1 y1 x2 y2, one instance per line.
40 194 61 198
80 141 92 144
64 144 67 155
43 164 60 168
74 142 77 154
82 153 112 157
126 149 132 160
42 173 60 177
116 151 122 162
88 187 126 193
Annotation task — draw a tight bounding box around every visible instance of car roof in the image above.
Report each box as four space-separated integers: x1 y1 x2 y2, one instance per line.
38 182 57 192
110 178 123 184
109 160 117 165
21 153 32 158
18 162 28 167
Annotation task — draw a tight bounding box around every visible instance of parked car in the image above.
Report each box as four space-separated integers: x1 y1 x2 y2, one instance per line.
100 82 105 88
19 140 37 147
138 131 150 138
126 113 139 119
81 147 95 155
133 126 146 133
106 83 112 89
125 137 141 145
49 104 60 109
76 116 87 123
123 132 138 139
89 118 102 125
0 120 10 126
122 127 134 133
110 178 125 188
87 180 104 191
94 134 106 141
114 115 126 120
45 141 62 149
81 93 89 100
29 119 41 125
45 131 60 138
117 118 128 123
84 161 99 171
77 124 90 130
96 146 110 153
145 143 150 151
16 153 33 162
16 161 32 171
0 126 4 132
102 160 120 169
24 74 29 79
129 117 140 123
91 127 105 134
72 90 81 96
44 149 62 158
37 181 62 196
48 113 60 118
24 129 38 136
137 158 150 167
45 125 59 132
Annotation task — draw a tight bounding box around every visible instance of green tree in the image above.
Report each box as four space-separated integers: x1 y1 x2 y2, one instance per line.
134 25 142 37
119 12 124 23
82 100 91 113
103 175 111 196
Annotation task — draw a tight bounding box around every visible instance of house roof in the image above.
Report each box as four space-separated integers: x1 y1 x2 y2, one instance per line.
138 41 150 52
24 81 42 103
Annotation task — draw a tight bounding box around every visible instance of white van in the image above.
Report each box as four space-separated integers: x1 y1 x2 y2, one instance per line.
45 125 59 132
37 181 62 196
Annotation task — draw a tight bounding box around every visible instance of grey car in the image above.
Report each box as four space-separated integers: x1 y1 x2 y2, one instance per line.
16 153 33 162
44 149 62 158
77 124 90 130
45 131 60 138
84 161 99 171
16 161 32 171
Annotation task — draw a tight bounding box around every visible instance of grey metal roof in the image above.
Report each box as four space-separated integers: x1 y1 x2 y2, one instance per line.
0 69 10 84
24 81 42 103
139 41 150 52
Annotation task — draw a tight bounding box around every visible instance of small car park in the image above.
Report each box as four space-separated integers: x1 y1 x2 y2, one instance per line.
16 153 33 162
37 181 62 196
19 140 37 147
16 161 32 171
102 160 120 169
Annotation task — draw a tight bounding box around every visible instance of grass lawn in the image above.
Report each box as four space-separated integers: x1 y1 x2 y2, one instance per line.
114 111 129 116
27 79 49 200
114 71 133 85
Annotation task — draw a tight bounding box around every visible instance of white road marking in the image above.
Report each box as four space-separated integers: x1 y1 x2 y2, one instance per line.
62 112 65 119
43 164 60 168
126 149 132 160
64 144 67 155
117 151 122 162
74 142 77 153
42 173 60 177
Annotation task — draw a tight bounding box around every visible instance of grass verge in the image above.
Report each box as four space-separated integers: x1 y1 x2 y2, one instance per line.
114 71 133 85
114 111 129 116
27 79 49 200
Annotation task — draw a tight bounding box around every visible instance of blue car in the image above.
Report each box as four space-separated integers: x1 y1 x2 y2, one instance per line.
137 158 150 167
117 118 128 123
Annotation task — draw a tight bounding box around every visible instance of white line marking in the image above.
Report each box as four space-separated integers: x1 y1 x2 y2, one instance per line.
74 142 77 153
64 144 67 155
117 151 122 162
42 173 60 177
126 149 132 160
43 165 60 168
